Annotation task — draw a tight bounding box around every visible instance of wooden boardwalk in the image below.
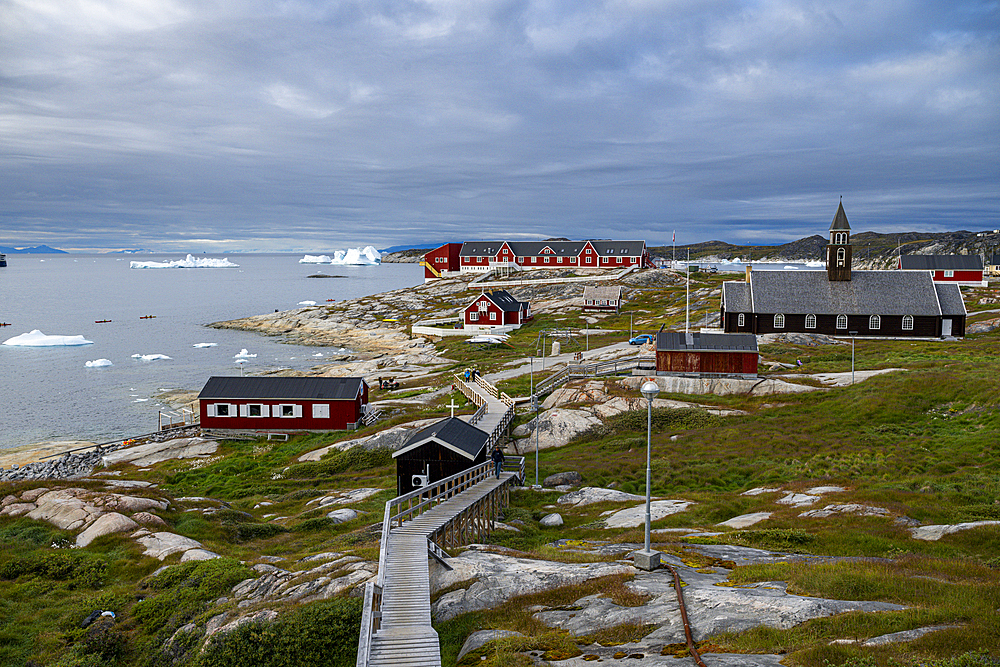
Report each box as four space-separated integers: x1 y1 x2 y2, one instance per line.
368 473 517 667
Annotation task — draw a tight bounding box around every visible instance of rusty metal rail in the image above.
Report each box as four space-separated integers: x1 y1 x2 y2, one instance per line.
664 563 709 667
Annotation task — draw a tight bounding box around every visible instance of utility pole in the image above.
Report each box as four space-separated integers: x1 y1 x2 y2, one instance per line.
685 248 690 332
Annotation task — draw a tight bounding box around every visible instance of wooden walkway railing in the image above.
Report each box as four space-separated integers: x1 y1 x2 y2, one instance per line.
357 457 525 667
532 354 656 396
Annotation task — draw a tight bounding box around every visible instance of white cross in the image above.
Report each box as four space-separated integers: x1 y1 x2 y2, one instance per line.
447 399 459 418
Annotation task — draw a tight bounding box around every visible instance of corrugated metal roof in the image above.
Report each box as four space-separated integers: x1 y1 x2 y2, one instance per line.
935 283 968 317
198 376 364 401
656 331 758 352
458 240 645 257
583 285 622 300
393 417 490 460
899 255 983 271
749 270 944 316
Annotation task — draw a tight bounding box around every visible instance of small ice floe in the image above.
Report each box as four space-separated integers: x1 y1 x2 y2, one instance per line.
313 352 324 357
129 255 239 269
299 255 333 264
3 329 94 346
784 265 798 270
85 359 114 367
298 300 317 306
133 398 149 402
234 349 257 358
131 354 171 361
192 342 217 348
299 246 381 265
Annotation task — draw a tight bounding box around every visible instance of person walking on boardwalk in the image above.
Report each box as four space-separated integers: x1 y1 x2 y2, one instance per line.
491 445 505 479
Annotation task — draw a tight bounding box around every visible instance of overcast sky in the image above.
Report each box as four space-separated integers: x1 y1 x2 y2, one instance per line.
2 0 998 252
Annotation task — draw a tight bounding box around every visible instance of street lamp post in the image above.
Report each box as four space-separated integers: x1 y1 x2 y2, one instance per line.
849 331 858 384
636 379 661 571
530 355 538 487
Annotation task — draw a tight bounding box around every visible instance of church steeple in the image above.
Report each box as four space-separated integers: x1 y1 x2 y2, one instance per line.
826 199 852 281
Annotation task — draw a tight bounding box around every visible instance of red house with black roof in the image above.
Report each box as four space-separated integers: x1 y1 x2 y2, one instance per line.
898 255 985 287
198 376 369 432
463 289 531 330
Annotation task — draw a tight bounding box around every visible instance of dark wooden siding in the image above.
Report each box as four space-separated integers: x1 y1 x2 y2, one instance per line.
751 313 942 337
656 350 757 375
395 444 487 495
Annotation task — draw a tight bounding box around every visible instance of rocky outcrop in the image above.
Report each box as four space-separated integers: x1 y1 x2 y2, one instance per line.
101 437 218 467
600 500 693 529
910 521 1000 541
557 487 645 507
76 512 139 547
543 471 582 488
298 420 439 460
457 630 525 662
0 445 122 482
510 408 601 451
227 553 376 607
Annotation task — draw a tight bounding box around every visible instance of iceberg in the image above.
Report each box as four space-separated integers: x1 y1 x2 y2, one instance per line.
299 246 381 266
129 255 239 269
298 300 317 306
234 349 257 358
192 342 217 348
86 359 114 367
131 353 171 361
3 330 94 346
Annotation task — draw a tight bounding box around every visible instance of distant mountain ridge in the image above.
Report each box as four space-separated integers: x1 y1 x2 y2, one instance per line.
0 245 67 254
650 229 1000 269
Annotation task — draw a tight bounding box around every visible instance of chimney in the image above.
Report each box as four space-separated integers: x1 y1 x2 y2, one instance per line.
745 265 752 283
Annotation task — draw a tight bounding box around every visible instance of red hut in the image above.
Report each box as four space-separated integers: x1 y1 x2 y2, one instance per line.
898 255 985 286
463 289 531 330
198 376 369 432
656 332 758 378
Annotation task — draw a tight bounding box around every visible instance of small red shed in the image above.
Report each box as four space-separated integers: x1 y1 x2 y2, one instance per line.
422 243 462 280
656 332 758 378
198 376 369 432
898 255 985 287
464 289 531 330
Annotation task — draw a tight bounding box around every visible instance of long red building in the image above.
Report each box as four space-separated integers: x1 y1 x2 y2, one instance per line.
198 376 369 432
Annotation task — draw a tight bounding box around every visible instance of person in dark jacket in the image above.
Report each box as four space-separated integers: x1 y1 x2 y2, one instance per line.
491 445 505 479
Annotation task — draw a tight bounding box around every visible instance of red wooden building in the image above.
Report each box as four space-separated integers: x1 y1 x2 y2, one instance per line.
421 243 462 281
655 332 758 378
198 376 369 432
463 289 531 330
898 255 985 287
458 240 652 273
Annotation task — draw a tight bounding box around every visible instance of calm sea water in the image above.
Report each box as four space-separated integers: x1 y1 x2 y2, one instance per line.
0 254 421 451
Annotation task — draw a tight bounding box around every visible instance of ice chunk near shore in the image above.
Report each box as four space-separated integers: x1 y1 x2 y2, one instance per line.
3 330 94 346
299 255 333 264
132 354 171 361
298 300 317 305
86 359 113 367
129 255 239 269
192 342 217 348
234 349 257 358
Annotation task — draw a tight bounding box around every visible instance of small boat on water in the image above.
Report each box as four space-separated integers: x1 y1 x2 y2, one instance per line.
95 319 112 324
0 322 12 327
140 315 156 319
0 254 7 267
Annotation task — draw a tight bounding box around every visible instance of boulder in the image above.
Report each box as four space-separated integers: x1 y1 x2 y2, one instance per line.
457 630 525 662
136 532 206 560
799 504 890 519
180 548 221 562
101 438 218 467
557 487 644 507
776 493 819 508
601 500 694 528
717 512 772 529
298 419 440 461
910 521 1000 541
540 513 563 527
27 489 102 530
513 409 602 451
967 317 1000 334
543 471 582 488
99 495 168 513
76 512 139 547
21 487 50 502
132 511 168 527
326 508 359 524
1 502 37 517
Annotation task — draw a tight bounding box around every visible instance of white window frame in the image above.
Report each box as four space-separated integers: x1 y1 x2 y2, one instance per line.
805 314 817 329
869 315 880 330
585 257 592 264
244 404 268 418
837 247 846 267
737 313 745 327
617 256 623 264
774 313 785 329
570 257 576 264
210 403 236 417
312 404 330 419
277 404 301 418
837 314 848 330
902 315 914 330
489 311 497 321
944 270 954 277
470 311 479 321
544 257 549 263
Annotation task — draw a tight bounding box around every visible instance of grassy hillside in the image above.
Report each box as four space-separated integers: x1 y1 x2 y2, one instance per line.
1 274 998 667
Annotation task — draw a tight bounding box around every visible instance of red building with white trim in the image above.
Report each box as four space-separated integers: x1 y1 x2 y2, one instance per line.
898 255 985 287
421 243 462 281
458 240 652 273
463 290 531 330
198 376 369 432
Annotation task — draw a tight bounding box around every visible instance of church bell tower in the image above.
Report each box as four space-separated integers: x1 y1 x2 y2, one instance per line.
826 200 852 281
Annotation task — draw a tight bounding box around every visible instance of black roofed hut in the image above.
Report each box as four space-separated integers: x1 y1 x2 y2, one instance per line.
392 417 490 496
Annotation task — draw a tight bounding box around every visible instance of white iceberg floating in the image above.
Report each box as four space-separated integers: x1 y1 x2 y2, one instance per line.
130 254 239 269
192 342 217 348
85 359 114 367
132 353 171 361
234 349 257 358
298 300 317 306
313 352 324 357
3 329 94 347
784 265 798 270
299 246 381 265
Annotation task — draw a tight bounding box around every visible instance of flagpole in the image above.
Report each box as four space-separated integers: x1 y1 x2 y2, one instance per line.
672 231 675 269
686 248 690 332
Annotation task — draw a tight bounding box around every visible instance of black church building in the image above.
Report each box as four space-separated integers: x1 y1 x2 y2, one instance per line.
721 202 967 338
